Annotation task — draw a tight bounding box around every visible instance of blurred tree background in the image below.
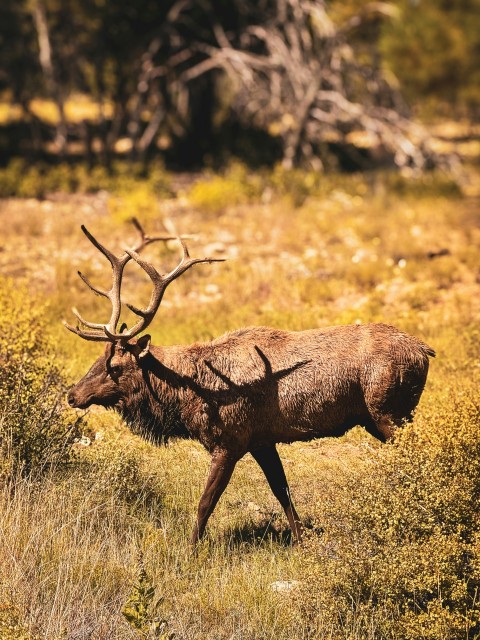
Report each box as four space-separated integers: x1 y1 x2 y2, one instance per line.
0 0 478 171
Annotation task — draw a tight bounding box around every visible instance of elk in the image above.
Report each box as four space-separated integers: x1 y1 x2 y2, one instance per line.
66 219 435 544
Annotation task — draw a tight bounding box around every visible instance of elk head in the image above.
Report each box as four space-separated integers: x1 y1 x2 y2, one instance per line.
65 219 223 410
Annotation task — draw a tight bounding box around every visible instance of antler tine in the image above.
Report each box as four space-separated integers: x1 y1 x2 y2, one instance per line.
129 217 178 253
72 307 105 330
82 219 174 268
77 225 127 338
81 225 118 267
103 237 225 341
71 219 173 341
66 221 225 343
77 271 109 298
102 247 164 340
63 320 115 342
162 236 225 286
130 217 146 240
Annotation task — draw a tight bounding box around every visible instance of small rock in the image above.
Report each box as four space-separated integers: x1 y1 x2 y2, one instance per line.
270 580 300 593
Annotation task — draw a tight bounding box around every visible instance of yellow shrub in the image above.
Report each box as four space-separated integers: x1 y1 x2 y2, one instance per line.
301 395 480 640
0 602 38 640
188 162 262 215
109 184 161 225
0 159 172 198
0 279 81 479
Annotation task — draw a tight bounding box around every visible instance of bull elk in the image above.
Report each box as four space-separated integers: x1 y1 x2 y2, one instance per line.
66 219 435 544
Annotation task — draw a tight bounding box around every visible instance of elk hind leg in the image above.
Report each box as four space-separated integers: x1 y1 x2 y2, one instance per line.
250 445 303 543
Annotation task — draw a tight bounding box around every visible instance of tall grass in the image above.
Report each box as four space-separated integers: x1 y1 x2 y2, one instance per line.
0 163 479 638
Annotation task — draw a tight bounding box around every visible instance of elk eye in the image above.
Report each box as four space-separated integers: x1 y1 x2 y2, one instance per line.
109 365 121 378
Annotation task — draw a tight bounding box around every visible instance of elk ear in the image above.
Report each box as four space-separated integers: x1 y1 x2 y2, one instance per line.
136 334 151 360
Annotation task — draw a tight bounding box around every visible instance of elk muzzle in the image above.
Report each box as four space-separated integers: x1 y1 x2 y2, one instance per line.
67 383 99 409
67 388 82 408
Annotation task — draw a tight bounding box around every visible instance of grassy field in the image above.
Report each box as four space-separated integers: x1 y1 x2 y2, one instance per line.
0 163 479 639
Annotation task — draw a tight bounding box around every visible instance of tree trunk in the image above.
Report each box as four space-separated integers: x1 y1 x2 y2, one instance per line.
31 0 67 156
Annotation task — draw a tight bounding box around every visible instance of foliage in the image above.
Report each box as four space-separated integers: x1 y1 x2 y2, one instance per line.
123 553 174 640
381 169 462 198
379 0 480 116
188 162 350 214
188 162 263 215
80 440 164 518
0 278 80 478
301 393 480 639
0 158 172 198
267 165 326 207
0 167 478 637
1 0 474 168
0 602 39 640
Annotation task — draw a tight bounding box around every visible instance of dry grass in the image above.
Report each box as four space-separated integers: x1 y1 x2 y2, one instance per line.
0 164 479 638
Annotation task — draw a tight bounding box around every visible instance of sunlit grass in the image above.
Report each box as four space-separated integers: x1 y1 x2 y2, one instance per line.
0 163 479 638
0 96 114 126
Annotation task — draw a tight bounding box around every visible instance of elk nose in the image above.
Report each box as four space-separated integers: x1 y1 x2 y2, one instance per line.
67 391 77 407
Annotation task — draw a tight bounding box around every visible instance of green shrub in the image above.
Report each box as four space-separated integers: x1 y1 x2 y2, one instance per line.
83 444 163 514
384 170 462 199
0 279 80 479
188 162 328 213
267 165 324 207
301 396 480 640
123 552 174 640
0 602 39 640
0 159 172 199
109 183 164 225
188 162 263 215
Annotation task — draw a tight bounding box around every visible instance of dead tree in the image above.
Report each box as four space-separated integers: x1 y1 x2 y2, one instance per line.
31 0 67 156
185 0 438 169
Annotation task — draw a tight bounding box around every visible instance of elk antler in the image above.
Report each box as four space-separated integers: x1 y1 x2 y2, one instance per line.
64 219 224 343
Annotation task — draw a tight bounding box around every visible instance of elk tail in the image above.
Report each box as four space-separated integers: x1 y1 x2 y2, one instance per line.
422 342 436 358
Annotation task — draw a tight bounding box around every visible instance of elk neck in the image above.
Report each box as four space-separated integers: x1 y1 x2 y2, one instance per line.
116 344 198 444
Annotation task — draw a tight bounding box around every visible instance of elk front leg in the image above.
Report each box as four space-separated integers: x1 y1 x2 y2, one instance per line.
191 448 238 544
250 445 303 543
